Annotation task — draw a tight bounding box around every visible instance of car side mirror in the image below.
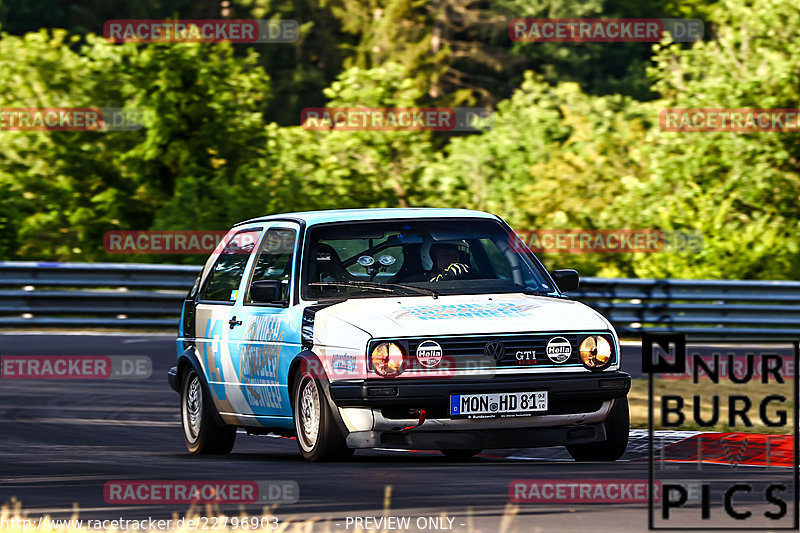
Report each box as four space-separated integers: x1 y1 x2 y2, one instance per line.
550 269 580 292
250 280 284 304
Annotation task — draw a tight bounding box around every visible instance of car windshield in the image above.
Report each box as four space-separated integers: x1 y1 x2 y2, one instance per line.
302 218 559 300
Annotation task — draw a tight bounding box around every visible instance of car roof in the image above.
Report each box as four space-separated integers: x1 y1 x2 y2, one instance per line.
234 208 500 227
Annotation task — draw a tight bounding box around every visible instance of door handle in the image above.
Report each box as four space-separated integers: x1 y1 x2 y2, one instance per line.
229 316 242 329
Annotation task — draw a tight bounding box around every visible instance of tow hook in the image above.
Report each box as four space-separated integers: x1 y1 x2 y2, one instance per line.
401 409 427 433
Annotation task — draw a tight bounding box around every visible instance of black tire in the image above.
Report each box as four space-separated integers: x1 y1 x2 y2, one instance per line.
440 449 482 459
566 396 629 462
293 364 353 462
181 367 236 455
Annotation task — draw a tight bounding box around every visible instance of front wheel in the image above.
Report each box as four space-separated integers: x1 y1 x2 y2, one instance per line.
293 366 353 462
181 368 236 454
566 396 629 462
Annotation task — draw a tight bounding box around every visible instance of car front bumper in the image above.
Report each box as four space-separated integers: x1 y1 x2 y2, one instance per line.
328 371 630 450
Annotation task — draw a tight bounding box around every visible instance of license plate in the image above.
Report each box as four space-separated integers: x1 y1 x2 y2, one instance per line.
450 391 547 418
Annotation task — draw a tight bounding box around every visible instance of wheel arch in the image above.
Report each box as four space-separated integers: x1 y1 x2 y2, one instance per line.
176 346 229 428
288 350 349 436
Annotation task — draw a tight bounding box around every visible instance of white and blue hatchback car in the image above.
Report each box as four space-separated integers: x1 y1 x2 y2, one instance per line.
169 208 630 461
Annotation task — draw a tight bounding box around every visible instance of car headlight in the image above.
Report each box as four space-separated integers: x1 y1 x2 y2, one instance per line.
370 342 407 377
579 336 612 369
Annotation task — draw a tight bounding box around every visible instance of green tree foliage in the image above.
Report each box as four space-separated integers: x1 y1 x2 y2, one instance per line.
610 0 800 278
421 72 653 277
0 0 714 118
261 63 439 211
499 0 715 101
0 0 215 36
233 0 350 124
0 0 797 281
0 30 270 262
422 0 800 279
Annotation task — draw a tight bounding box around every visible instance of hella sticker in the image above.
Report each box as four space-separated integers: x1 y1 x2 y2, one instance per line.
416 340 443 368
546 337 572 363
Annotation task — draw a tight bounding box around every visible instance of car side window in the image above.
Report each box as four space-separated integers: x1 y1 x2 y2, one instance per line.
479 238 511 279
247 228 297 302
200 229 262 302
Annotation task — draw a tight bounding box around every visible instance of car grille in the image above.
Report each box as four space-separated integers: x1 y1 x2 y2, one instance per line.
369 332 615 371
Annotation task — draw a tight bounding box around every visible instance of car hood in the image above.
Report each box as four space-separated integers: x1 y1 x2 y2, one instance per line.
313 293 612 339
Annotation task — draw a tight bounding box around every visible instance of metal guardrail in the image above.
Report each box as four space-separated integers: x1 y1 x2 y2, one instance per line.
0 261 798 336
571 278 800 337
0 262 199 328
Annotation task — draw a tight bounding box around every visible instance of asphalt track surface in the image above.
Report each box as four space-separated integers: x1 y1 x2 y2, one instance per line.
0 333 794 532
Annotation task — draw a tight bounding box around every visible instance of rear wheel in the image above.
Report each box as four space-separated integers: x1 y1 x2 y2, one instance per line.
181 368 236 454
440 449 482 459
293 366 353 462
566 396 629 462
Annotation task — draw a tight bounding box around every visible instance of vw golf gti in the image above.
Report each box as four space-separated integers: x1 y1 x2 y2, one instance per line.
168 208 630 461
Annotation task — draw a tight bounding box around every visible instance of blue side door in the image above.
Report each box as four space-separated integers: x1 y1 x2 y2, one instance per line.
194 226 263 422
228 222 302 424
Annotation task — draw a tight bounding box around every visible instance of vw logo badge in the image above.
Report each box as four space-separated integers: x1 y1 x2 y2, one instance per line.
484 341 505 361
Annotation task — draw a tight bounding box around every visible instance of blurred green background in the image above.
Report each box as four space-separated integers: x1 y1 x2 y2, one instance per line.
0 0 797 279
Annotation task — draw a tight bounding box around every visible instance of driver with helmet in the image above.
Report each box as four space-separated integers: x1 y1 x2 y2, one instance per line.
427 242 471 282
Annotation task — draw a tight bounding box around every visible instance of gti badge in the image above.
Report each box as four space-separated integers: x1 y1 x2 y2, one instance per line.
484 341 505 362
515 350 536 365
416 340 443 368
546 337 572 363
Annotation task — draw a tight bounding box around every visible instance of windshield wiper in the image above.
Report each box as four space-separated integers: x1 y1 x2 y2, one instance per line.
523 288 561 298
310 281 438 299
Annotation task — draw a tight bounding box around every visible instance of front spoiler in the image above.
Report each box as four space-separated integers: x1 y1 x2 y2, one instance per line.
329 371 630 408
345 422 606 450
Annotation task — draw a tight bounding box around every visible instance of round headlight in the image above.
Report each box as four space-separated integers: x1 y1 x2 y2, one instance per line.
579 336 612 369
370 342 407 377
